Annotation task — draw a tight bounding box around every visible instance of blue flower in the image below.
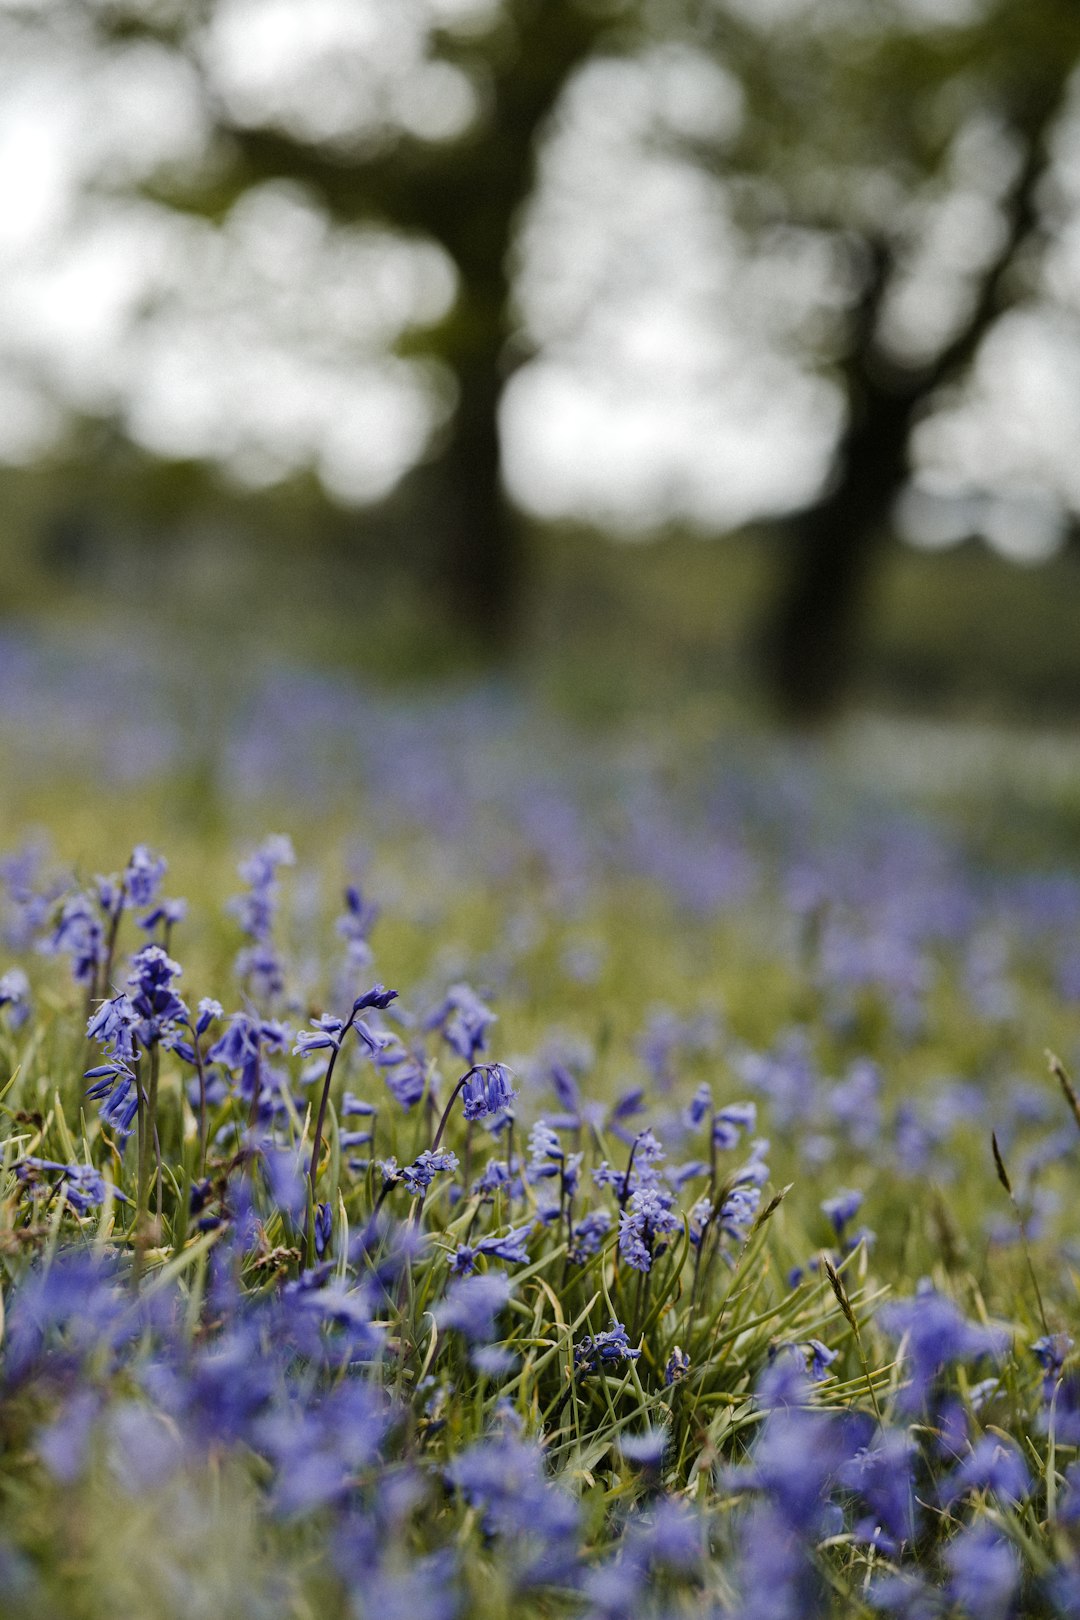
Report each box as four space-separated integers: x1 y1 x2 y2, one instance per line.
939 1435 1031 1507
127 944 187 1036
461 1063 517 1122
575 1319 640 1371
293 1014 346 1058
436 1270 511 1342
944 1523 1019 1620
48 894 104 986
400 1149 459 1196
618 1184 680 1272
124 846 167 909
313 1202 333 1257
822 1188 863 1241
619 1427 668 1469
427 983 496 1063
665 1345 691 1385
569 1208 612 1263
878 1284 1008 1409
0 967 30 1029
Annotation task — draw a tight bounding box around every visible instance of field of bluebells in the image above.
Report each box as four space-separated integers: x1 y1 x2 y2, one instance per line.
3 638 1080 1618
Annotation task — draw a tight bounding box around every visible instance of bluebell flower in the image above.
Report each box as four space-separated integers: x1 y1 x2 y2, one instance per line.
939 1435 1031 1507
36 1388 102 1484
1033 1331 1073 1398
665 1345 691 1385
618 1184 680 1272
426 982 496 1063
575 1319 640 1371
0 967 30 1029
352 984 398 1013
87 992 139 1060
124 845 166 908
878 1284 1009 1410
619 1427 668 1469
528 1119 563 1177
472 1344 517 1378
235 942 287 999
374 1038 427 1109
337 882 379 968
473 1221 534 1266
293 1014 347 1057
46 893 103 986
447 1428 580 1586
944 1522 1019 1620
15 1158 119 1215
138 896 187 933
313 1202 333 1257
718 1183 762 1241
805 1339 839 1380
822 1188 864 1242
207 1014 290 1099
837 1427 918 1547
400 1148 459 1196
127 944 187 1038
569 1208 612 1262
195 996 223 1036
436 1270 511 1341
342 1091 376 1117
461 1062 517 1122
685 1082 713 1127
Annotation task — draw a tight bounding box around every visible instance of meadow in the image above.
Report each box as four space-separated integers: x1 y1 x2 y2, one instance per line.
2 635 1080 1619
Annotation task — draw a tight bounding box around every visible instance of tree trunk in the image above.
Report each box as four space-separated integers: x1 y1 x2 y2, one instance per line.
436 351 523 644
766 387 913 721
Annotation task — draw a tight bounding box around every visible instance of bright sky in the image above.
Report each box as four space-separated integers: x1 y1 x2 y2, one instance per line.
1 0 1079 556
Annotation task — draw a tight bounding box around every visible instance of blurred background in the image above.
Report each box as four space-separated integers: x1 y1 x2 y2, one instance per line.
2 0 1080 731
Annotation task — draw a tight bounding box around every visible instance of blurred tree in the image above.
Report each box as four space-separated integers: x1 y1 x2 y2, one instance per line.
684 0 1080 718
6 0 1080 711
101 0 613 643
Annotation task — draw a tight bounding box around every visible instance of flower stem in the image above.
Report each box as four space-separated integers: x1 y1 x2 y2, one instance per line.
305 1026 352 1266
430 1070 473 1155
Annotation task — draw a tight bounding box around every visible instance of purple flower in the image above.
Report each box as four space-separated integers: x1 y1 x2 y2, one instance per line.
47 894 104 986
575 1319 640 1371
461 1063 517 1122
945 1523 1019 1620
939 1435 1031 1507
1033 1332 1073 1397
337 883 379 968
569 1208 612 1263
138 897 187 933
374 1039 427 1110
352 984 398 1014
822 1188 864 1241
837 1427 918 1547
665 1345 690 1385
400 1149 459 1196
124 846 167 909
878 1284 1008 1410
447 1428 580 1584
474 1221 534 1266
195 997 223 1037
87 993 139 1060
436 1270 511 1342
619 1427 668 1468
207 1015 289 1097
427 983 496 1063
0 967 31 1029
618 1184 680 1273
126 944 187 1036
293 1015 346 1057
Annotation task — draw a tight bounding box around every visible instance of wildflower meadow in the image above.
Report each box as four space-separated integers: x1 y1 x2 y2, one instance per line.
1 653 1080 1620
